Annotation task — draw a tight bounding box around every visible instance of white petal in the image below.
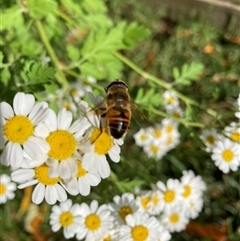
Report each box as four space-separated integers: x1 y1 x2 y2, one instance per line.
98 156 110 179
13 92 35 116
48 161 59 178
34 123 51 138
6 142 23 168
29 102 49 125
55 184 67 202
0 102 14 119
45 185 57 205
18 179 38 189
58 161 72 180
45 109 57 131
11 169 34 183
32 183 45 204
23 137 47 161
78 178 90 196
86 173 100 186
57 108 72 130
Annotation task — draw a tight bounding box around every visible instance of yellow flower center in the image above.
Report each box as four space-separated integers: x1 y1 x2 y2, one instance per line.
150 145 159 153
35 163 61 185
85 213 101 231
222 149 234 162
90 128 113 155
173 111 181 118
63 102 71 110
166 125 173 133
230 131 240 142
154 129 162 138
182 185 191 198
103 235 111 241
141 197 150 210
166 136 173 146
4 115 34 144
46 130 76 160
131 225 149 241
206 135 215 145
151 193 159 205
0 183 6 195
140 134 147 141
59 211 74 227
167 96 174 104
76 161 87 178
170 213 179 223
164 190 175 203
118 205 133 221
71 88 78 97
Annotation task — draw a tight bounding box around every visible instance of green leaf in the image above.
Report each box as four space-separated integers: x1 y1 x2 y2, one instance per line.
81 0 107 13
20 62 56 91
115 179 144 193
28 0 58 19
123 22 150 48
1 68 11 86
173 67 180 79
66 45 80 61
1 6 24 30
174 62 204 86
0 52 3 64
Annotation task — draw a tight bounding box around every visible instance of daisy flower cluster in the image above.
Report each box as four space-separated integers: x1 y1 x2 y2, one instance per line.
134 90 183 160
49 170 206 240
134 119 180 160
200 125 240 173
0 92 123 205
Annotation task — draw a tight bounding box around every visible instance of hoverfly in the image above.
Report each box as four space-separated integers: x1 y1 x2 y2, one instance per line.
87 79 152 139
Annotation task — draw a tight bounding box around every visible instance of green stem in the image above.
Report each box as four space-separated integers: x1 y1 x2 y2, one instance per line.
114 51 220 119
35 20 69 88
152 109 205 128
113 51 197 106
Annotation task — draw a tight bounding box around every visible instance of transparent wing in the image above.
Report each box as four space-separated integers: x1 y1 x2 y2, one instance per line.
131 103 156 135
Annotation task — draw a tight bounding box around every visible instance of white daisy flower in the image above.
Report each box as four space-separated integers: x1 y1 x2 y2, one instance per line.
80 127 123 179
200 128 220 152
163 91 180 110
143 139 168 160
161 204 189 233
166 106 184 118
180 170 206 219
61 158 101 196
161 118 179 135
156 179 184 211
135 191 152 213
0 174 16 204
0 92 50 168
224 122 240 143
50 199 83 239
211 137 240 173
76 200 114 241
157 228 172 241
186 196 204 219
70 79 93 102
181 170 206 196
119 212 162 241
133 128 152 147
108 192 140 225
147 190 164 216
164 128 180 151
11 163 67 205
100 228 120 241
35 108 92 180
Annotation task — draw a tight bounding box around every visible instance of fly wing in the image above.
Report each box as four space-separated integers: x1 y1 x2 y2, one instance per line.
131 103 156 135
